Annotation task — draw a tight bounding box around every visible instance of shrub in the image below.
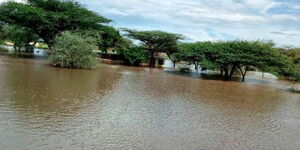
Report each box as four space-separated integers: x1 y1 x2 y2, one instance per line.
50 31 98 69
120 46 147 66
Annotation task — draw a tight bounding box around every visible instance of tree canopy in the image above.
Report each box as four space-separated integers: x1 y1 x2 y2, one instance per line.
124 29 182 67
0 0 110 46
175 40 282 81
0 25 39 52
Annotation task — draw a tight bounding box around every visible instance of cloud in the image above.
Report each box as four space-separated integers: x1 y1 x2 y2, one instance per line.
79 0 300 46
270 31 299 37
0 0 24 3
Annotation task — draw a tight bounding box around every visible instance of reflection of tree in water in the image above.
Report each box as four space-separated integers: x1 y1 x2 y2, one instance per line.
2 58 122 129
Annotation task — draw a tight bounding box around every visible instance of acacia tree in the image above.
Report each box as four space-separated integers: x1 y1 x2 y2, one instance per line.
0 0 110 47
202 41 279 81
98 26 122 52
124 29 182 67
174 40 282 82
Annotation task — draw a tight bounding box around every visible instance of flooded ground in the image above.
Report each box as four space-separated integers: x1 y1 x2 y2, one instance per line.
0 55 299 150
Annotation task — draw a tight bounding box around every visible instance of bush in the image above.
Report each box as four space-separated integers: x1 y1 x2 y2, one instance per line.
120 46 147 66
50 31 98 69
290 67 300 82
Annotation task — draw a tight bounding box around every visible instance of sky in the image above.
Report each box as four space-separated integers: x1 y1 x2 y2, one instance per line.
1 0 300 47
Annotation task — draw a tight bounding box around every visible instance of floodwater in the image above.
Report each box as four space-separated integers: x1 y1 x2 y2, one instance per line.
0 55 299 150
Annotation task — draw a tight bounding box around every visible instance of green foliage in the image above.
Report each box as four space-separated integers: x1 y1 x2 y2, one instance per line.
271 48 300 82
36 42 49 49
120 46 147 66
0 25 39 52
124 29 182 67
80 26 123 52
50 31 97 69
281 48 300 64
285 64 300 93
175 40 281 81
98 26 122 52
177 42 214 69
0 0 110 46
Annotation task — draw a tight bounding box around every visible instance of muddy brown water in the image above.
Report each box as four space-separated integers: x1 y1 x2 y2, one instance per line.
0 55 299 150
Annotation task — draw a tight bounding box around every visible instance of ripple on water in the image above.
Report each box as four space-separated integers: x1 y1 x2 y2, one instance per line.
0 55 299 150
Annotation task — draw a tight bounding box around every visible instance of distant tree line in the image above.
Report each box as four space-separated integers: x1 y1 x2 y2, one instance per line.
0 0 299 83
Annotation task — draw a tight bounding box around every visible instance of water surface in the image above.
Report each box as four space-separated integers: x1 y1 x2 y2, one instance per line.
0 55 299 150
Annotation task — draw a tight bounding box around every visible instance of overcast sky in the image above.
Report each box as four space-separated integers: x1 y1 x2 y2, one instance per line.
1 0 300 47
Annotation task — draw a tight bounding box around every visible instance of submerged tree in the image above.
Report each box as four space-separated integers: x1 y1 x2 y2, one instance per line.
174 40 282 82
177 42 213 70
0 0 110 47
206 40 280 81
124 29 182 67
0 25 39 52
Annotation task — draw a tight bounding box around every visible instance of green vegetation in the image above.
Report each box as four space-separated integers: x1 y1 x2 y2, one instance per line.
0 0 299 89
120 46 147 66
278 48 300 81
0 0 110 47
124 29 182 67
50 31 97 69
173 41 286 82
36 43 49 49
97 26 122 52
0 25 39 52
278 48 300 92
176 42 208 70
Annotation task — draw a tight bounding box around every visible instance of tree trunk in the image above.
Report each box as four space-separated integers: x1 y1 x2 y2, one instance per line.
221 65 237 81
223 67 230 81
238 66 247 82
149 52 156 68
242 74 246 82
229 64 237 76
166 53 176 68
